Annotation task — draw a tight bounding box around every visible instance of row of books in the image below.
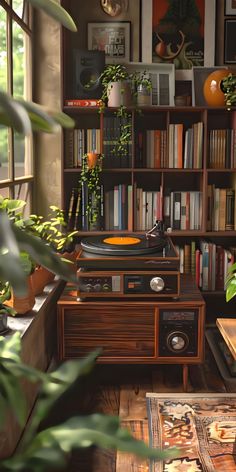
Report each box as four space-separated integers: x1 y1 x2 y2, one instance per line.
135 122 203 169
176 242 236 291
164 191 202 230
103 115 132 169
208 128 236 169
104 185 132 231
135 188 162 231
65 128 101 168
207 186 235 231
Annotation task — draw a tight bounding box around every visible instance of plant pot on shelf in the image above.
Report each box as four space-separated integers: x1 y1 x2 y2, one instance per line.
5 277 35 315
136 84 152 107
31 266 55 296
107 80 132 107
87 152 99 169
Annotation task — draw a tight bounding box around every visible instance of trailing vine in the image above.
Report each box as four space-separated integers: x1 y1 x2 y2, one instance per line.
79 153 103 226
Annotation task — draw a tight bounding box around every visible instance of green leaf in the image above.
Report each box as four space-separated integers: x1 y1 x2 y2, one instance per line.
226 279 236 302
7 414 177 471
12 225 76 284
0 369 27 426
0 92 31 135
28 0 77 32
0 212 28 296
23 350 100 442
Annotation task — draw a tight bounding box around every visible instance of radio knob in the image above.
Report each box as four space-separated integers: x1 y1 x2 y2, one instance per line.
93 283 102 292
150 277 165 292
167 331 189 353
84 283 93 292
102 283 111 292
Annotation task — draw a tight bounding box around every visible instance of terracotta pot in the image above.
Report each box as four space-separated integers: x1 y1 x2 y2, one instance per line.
203 69 230 107
87 152 99 169
31 266 55 296
107 80 132 107
5 277 35 315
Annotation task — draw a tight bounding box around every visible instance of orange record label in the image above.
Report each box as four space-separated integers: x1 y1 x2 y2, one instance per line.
103 236 141 245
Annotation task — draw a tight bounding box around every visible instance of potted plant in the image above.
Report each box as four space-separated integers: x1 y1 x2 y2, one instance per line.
99 63 132 109
130 70 152 107
79 152 103 229
221 73 236 108
4 252 35 314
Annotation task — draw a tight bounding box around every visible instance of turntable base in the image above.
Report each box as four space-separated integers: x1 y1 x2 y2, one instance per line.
57 275 205 392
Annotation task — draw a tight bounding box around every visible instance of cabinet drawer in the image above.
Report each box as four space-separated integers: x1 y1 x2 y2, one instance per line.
58 304 155 359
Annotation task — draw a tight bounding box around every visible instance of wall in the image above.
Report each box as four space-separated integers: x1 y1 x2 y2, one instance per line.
33 8 62 217
33 1 227 217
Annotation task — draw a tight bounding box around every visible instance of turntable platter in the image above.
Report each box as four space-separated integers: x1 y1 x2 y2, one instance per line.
80 234 167 256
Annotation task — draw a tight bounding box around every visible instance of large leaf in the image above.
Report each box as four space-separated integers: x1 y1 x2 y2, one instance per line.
2 415 177 471
13 225 77 284
0 92 31 135
226 277 236 302
0 93 75 135
0 212 27 295
28 0 77 32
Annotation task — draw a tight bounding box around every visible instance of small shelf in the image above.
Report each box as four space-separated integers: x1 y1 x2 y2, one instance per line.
207 168 236 173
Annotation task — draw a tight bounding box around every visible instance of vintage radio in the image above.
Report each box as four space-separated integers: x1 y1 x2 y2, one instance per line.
76 224 180 299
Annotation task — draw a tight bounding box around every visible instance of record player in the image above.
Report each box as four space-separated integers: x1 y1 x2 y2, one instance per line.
76 222 180 299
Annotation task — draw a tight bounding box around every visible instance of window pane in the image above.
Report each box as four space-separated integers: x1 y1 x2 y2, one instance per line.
14 182 31 216
0 128 9 181
12 0 24 19
0 187 9 199
0 7 7 92
14 133 32 178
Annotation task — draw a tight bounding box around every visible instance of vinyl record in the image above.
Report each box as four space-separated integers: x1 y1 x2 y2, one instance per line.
80 234 166 255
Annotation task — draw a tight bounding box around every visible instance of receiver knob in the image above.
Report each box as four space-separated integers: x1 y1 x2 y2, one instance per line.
167 331 189 353
150 277 165 292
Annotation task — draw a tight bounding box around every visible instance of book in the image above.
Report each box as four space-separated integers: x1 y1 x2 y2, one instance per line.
64 99 101 107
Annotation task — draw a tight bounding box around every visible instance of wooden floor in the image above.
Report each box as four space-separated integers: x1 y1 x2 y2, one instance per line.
46 340 232 472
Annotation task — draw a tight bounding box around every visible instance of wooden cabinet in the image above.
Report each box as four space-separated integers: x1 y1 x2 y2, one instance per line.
57 276 205 366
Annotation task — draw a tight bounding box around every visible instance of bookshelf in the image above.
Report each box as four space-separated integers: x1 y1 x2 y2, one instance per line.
61 1 236 318
62 103 236 312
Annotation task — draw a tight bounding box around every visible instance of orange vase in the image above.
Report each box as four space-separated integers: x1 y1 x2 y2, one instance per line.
87 152 99 169
203 69 230 107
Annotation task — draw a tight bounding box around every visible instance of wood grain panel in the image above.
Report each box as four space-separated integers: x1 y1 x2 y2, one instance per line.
63 305 155 358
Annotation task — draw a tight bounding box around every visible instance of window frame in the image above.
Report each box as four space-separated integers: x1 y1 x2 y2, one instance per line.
0 0 34 206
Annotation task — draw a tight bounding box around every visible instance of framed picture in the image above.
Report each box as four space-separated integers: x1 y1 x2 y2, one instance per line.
87 21 131 63
126 62 175 106
192 66 230 106
225 0 236 15
224 19 236 63
141 0 216 80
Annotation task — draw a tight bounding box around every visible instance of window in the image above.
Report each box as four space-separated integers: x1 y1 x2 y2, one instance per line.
0 0 33 211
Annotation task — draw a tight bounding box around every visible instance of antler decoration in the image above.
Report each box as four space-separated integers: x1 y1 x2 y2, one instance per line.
154 30 185 60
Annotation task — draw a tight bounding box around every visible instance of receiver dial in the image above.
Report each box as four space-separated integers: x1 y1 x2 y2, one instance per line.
167 331 189 353
150 276 165 292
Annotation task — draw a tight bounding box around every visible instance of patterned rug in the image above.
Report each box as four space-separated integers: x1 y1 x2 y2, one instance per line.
146 393 236 472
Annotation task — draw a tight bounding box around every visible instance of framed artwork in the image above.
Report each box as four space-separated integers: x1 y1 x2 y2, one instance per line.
142 0 216 80
126 62 175 105
225 0 236 15
87 21 131 63
224 19 236 63
192 66 230 106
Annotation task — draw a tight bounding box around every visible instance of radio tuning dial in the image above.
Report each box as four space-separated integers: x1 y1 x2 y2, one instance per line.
167 331 189 352
150 277 165 292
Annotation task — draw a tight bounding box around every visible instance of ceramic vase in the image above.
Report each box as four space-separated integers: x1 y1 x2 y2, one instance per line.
107 80 132 107
203 69 230 107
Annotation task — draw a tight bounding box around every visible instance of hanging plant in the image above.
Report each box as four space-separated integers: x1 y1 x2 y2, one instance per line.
79 153 103 226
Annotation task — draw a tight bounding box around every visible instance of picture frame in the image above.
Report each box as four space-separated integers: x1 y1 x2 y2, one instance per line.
225 0 236 15
126 62 175 106
192 66 230 106
141 0 216 80
87 21 131 63
224 19 236 63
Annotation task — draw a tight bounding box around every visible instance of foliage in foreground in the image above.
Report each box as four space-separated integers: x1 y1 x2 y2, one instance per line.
0 333 177 471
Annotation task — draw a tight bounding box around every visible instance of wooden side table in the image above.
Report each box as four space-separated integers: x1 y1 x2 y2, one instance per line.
216 318 236 360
